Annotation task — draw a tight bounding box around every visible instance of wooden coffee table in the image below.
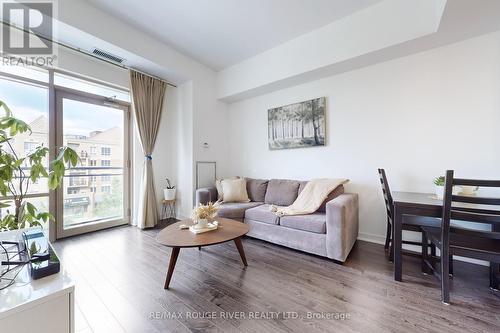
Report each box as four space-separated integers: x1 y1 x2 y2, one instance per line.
156 217 250 289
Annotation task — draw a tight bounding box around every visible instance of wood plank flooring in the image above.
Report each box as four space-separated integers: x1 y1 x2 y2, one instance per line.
53 221 500 333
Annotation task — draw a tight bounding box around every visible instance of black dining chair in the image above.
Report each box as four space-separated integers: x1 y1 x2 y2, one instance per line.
378 169 442 262
421 170 500 304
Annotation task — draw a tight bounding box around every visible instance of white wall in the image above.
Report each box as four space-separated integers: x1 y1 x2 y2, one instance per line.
226 31 500 243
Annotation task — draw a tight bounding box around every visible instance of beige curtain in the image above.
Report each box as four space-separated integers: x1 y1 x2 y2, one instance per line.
130 70 167 229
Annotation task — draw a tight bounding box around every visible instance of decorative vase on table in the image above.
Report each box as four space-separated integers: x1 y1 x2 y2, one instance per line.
435 185 444 199
191 202 219 228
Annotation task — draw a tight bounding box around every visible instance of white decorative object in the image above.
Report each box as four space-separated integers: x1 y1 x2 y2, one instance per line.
197 218 208 228
163 188 176 200
458 185 478 196
189 221 218 234
435 185 444 199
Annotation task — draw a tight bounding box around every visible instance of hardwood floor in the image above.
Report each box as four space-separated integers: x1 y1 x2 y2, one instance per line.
53 222 500 333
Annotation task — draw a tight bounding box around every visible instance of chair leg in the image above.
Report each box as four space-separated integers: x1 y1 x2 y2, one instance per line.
449 254 453 278
421 232 429 274
441 249 450 305
384 220 391 250
388 220 394 262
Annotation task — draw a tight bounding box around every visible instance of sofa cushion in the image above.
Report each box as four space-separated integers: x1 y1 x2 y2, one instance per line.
216 176 239 201
244 204 280 225
298 181 308 194
280 213 327 234
217 202 262 219
264 179 300 206
245 178 269 202
221 178 250 203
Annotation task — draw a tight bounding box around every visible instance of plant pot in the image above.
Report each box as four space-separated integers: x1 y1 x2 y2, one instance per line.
163 188 176 200
435 185 444 199
196 219 208 228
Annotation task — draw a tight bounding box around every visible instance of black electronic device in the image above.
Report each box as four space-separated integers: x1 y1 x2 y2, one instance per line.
22 230 60 280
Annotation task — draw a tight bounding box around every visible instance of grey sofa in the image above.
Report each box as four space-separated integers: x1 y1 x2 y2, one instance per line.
195 178 359 262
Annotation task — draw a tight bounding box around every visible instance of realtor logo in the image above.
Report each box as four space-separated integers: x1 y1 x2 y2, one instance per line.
0 0 56 66
2 1 53 54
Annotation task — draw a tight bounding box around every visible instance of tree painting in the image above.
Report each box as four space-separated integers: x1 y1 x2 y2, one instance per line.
268 97 326 150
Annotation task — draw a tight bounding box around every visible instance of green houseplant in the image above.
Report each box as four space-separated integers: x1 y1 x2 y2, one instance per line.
0 100 78 231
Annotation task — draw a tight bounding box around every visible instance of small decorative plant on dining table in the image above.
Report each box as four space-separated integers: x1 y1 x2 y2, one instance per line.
433 176 445 199
191 202 219 227
0 100 78 231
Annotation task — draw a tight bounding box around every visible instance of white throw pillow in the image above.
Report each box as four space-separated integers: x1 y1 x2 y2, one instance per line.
221 178 250 203
216 176 239 201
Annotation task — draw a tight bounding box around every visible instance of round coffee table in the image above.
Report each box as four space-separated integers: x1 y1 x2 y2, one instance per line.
156 217 250 289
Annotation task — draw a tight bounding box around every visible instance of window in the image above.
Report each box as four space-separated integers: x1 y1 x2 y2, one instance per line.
101 147 111 156
2 62 131 238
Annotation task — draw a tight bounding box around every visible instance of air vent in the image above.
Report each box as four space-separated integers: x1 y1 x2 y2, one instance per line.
91 48 125 64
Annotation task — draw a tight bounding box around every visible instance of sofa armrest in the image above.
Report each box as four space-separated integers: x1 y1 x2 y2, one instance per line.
325 193 359 262
195 187 218 206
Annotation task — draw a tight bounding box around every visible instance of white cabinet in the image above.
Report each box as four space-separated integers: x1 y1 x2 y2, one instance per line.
0 233 74 333
0 268 74 333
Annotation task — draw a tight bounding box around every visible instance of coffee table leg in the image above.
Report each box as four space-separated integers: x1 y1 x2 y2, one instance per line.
234 237 248 267
164 247 180 289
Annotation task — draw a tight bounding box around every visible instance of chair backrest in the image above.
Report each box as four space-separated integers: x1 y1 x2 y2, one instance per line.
378 169 394 222
441 170 500 244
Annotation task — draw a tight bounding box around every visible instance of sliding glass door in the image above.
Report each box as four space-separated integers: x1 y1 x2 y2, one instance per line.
55 89 130 238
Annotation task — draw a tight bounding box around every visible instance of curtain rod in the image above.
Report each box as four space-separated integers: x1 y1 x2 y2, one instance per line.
0 21 177 88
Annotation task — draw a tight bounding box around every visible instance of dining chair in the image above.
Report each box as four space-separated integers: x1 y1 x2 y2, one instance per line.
378 169 441 261
421 170 500 304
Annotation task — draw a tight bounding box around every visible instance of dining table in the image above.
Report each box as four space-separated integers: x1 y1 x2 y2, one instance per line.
392 191 499 289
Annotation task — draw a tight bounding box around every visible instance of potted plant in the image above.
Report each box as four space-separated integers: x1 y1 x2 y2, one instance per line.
0 100 78 236
433 176 445 199
163 178 176 200
191 202 219 227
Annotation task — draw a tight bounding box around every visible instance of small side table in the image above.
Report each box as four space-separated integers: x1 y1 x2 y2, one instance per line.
161 199 176 220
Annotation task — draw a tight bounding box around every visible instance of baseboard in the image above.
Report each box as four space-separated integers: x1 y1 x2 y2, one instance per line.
357 232 489 267
357 232 386 245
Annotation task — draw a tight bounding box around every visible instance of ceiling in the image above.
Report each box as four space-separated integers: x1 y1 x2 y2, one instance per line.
85 0 381 70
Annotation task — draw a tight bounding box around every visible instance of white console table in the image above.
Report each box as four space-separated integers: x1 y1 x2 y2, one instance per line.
0 234 74 333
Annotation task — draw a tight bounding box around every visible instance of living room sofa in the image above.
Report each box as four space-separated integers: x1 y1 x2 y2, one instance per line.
195 178 359 262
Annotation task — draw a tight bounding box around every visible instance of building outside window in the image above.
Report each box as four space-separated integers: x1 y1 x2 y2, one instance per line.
101 160 111 167
23 141 39 155
90 146 97 155
101 147 111 156
101 185 111 193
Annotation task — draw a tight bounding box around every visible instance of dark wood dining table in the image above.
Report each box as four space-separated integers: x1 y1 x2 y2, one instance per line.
392 191 499 289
